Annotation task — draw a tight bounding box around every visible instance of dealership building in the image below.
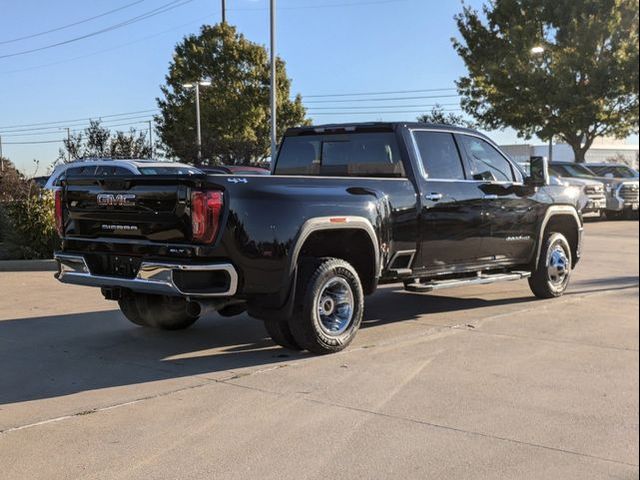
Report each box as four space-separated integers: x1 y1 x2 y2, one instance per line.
501 137 639 167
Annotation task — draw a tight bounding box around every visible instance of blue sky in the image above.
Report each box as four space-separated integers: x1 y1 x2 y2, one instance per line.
0 0 624 175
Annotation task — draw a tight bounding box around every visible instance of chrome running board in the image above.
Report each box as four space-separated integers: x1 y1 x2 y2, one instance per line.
404 271 531 293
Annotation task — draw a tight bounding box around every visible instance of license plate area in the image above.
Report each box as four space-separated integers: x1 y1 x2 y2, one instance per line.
84 254 142 279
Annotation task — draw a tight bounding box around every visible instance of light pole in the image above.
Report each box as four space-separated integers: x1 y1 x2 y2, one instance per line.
183 79 211 163
531 45 553 162
221 0 226 23
270 0 277 161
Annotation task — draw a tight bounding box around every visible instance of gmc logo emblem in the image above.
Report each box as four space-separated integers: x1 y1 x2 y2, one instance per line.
97 193 136 207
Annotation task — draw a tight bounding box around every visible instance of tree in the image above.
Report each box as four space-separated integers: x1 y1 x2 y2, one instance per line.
453 0 639 163
417 104 475 128
155 23 308 166
58 120 151 162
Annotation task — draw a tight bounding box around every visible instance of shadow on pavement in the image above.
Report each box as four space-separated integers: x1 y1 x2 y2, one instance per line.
1 275 637 405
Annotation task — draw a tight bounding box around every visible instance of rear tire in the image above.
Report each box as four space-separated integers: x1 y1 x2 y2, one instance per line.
264 318 302 350
118 293 198 330
288 257 364 355
528 232 572 299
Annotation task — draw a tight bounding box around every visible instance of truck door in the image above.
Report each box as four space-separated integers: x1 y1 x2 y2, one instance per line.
455 134 538 264
410 130 486 272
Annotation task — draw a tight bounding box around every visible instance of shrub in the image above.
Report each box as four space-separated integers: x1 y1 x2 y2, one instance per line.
0 192 60 259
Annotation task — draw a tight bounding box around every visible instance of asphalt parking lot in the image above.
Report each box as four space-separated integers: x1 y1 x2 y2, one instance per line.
0 221 638 480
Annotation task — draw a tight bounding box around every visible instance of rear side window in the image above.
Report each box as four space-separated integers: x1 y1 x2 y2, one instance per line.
95 166 131 176
275 132 405 177
139 166 201 175
65 166 97 177
457 135 515 182
413 131 465 180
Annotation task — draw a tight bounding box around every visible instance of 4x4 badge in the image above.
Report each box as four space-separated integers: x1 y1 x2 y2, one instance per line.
227 178 248 184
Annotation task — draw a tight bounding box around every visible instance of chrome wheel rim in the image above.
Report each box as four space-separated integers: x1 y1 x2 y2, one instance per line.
547 244 570 286
316 276 354 336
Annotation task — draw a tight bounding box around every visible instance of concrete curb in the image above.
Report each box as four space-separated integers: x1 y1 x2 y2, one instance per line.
0 259 57 272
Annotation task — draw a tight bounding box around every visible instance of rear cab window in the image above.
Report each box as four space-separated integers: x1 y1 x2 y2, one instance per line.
413 131 466 180
274 132 405 178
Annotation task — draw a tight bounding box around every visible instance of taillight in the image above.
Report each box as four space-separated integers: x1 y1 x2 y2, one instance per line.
191 190 224 243
54 189 64 237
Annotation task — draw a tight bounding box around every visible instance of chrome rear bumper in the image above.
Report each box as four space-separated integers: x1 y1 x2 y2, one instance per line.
54 253 238 298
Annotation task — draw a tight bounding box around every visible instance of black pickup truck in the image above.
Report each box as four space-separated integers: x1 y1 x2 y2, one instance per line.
54 123 583 354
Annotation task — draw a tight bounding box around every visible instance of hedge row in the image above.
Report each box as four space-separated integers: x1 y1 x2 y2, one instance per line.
0 192 60 260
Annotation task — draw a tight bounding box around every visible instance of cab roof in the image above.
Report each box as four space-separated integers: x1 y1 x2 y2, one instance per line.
285 122 484 138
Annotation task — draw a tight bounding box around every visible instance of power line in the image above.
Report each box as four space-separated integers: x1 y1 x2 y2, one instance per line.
1 118 156 138
0 15 212 75
0 0 145 45
230 0 409 11
0 109 158 131
303 94 461 104
0 0 194 60
3 139 65 145
310 109 464 115
302 88 457 98
307 102 460 111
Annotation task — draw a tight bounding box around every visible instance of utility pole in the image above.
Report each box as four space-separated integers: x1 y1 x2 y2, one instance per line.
221 0 226 24
66 128 71 162
195 82 202 163
183 80 210 165
270 0 277 161
0 135 4 173
548 136 553 163
148 120 154 158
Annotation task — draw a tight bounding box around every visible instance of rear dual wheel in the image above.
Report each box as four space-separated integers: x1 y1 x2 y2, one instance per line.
266 257 364 355
118 293 199 330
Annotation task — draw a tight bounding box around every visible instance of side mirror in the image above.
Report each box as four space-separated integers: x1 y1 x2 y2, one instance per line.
526 156 549 187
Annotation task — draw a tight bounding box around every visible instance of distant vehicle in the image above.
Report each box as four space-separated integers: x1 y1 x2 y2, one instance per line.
44 159 202 190
202 165 270 175
548 163 606 217
31 176 49 188
550 162 639 219
586 163 639 179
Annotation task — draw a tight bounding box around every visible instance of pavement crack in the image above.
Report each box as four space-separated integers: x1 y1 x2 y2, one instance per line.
462 328 639 352
300 396 639 468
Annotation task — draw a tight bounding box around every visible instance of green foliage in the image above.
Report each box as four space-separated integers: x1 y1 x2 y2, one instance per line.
453 0 639 162
156 23 308 165
0 192 60 260
0 157 34 202
417 104 475 128
58 120 151 162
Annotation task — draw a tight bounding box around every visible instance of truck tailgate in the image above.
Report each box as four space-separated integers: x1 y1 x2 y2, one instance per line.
63 175 209 243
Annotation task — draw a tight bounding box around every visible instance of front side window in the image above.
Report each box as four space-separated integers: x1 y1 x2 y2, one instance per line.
413 131 465 180
275 132 404 177
458 135 515 182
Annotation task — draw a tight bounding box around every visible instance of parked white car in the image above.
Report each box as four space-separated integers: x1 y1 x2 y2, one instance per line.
44 159 202 190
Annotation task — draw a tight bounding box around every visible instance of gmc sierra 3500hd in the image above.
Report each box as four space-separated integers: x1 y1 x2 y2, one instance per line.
54 123 583 354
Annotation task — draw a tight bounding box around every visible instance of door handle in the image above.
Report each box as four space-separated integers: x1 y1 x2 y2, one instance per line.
424 193 443 202
483 194 499 200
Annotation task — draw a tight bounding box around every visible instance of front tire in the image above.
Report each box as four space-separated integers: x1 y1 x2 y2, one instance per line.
288 258 364 354
118 293 198 330
528 232 573 299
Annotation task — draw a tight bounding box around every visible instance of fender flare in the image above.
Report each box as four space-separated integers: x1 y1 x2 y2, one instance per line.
288 216 381 279
534 205 583 263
